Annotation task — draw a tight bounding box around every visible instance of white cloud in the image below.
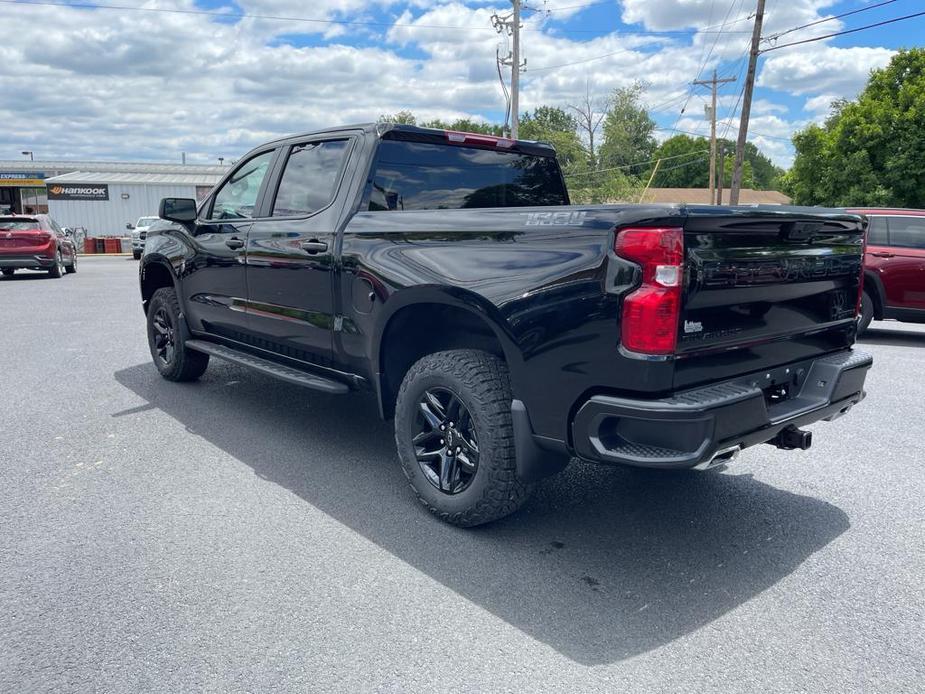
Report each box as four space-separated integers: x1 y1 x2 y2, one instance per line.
758 45 894 97
0 0 898 173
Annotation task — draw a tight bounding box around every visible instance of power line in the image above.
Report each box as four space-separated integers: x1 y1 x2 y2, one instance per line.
528 47 635 72
564 148 710 177
760 10 925 53
544 1 608 12
0 0 495 30
0 0 753 36
763 0 903 43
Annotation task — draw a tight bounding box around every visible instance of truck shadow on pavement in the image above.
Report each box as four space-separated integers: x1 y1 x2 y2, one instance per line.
114 361 849 666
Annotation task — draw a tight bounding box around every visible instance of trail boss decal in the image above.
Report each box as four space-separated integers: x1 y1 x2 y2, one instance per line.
521 211 587 226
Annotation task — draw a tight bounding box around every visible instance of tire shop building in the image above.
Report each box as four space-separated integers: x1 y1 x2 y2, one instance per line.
0 160 224 234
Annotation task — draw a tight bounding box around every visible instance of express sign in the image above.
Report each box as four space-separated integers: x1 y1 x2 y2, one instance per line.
47 184 109 201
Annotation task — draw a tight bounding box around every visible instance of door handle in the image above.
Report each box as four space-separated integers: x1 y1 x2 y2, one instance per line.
870 251 894 258
225 237 245 250
300 239 328 254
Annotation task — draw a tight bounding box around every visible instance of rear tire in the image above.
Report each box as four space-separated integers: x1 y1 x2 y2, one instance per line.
394 349 531 527
47 251 64 278
146 287 209 382
857 289 874 335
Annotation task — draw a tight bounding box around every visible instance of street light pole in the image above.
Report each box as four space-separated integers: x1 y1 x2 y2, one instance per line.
21 151 33 161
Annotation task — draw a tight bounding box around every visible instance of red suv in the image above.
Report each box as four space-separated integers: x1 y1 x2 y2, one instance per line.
849 208 925 333
0 214 77 278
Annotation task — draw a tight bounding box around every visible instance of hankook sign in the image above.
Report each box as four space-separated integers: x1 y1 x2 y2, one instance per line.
47 184 109 201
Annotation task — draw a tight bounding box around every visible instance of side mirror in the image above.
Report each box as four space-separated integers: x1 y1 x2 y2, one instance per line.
159 197 197 224
125 223 135 230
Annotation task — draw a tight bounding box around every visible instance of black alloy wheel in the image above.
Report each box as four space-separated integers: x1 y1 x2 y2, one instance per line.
146 287 209 381
413 387 480 494
151 306 177 367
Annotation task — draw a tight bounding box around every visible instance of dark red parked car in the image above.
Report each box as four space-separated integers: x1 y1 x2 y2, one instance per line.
0 214 77 278
848 208 925 333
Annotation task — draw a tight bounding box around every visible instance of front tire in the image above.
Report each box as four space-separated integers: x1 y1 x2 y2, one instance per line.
65 253 77 273
133 250 142 260
146 287 209 381
1 269 14 277
858 289 874 334
394 349 531 527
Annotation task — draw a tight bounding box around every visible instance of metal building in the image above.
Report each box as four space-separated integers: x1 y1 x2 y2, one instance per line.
1 158 226 223
45 170 223 236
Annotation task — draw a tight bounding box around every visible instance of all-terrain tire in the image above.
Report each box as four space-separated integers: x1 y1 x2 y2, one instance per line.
394 349 531 527
147 287 210 382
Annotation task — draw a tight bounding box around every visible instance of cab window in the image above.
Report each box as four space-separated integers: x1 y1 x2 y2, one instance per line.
272 140 349 217
210 150 275 220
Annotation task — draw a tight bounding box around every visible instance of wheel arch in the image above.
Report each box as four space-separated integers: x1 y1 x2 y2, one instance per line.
373 287 522 419
139 256 180 315
863 269 886 320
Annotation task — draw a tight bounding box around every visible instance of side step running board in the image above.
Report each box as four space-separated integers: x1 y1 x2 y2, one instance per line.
185 340 350 394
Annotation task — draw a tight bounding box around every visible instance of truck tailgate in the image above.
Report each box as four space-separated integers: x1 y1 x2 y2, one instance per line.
674 208 865 389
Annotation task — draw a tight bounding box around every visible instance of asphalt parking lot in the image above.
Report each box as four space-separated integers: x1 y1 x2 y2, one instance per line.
1 255 923 692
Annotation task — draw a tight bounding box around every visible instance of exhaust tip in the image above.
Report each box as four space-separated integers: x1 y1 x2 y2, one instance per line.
694 445 741 471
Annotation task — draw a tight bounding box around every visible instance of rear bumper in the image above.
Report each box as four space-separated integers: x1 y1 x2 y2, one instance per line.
570 349 872 469
0 255 56 269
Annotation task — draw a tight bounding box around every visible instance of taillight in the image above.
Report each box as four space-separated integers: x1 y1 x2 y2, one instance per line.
615 227 684 355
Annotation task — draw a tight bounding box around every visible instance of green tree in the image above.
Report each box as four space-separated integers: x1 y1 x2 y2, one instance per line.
419 117 503 135
598 83 657 172
784 48 925 206
518 106 586 172
377 110 417 125
649 134 711 188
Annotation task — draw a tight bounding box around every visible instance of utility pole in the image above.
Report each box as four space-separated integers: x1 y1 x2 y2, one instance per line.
492 2 525 138
693 69 736 203
716 144 725 205
730 0 766 205
510 0 521 138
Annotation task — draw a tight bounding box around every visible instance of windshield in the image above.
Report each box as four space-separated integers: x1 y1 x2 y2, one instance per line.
136 217 159 227
0 218 41 230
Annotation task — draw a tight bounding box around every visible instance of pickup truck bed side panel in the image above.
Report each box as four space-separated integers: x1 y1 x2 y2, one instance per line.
340 206 686 442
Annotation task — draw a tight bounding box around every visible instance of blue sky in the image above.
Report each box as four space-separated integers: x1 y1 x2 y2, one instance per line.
1 1 920 168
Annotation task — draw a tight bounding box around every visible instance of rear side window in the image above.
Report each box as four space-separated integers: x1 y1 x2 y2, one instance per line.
272 140 349 217
867 216 888 245
887 216 925 249
368 140 567 211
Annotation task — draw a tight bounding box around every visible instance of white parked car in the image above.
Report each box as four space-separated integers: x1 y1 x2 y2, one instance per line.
127 216 160 260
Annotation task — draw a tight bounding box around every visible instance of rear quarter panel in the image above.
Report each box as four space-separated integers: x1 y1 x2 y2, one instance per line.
339 205 684 441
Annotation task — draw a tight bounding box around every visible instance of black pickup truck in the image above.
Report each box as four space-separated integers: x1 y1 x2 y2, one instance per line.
140 123 871 526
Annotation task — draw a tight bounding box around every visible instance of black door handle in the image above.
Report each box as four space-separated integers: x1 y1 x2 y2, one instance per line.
225 237 244 250
870 251 894 258
300 239 328 254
